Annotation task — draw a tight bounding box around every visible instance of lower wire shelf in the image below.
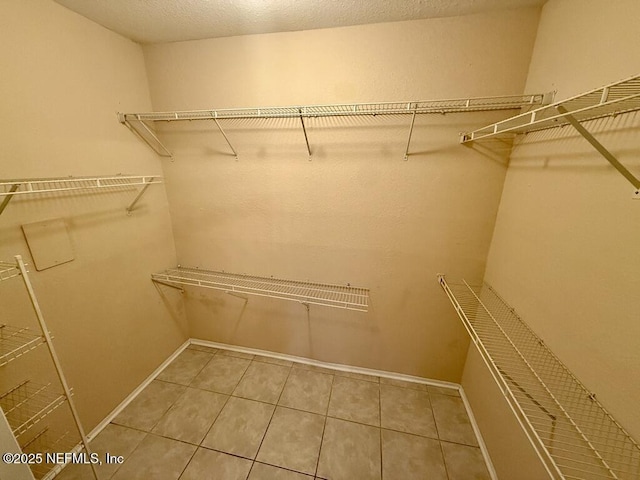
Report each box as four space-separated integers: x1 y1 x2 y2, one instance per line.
0 324 46 367
152 266 370 312
438 276 640 480
0 380 67 438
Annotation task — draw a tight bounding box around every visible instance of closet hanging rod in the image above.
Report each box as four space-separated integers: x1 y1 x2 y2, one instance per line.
118 93 550 123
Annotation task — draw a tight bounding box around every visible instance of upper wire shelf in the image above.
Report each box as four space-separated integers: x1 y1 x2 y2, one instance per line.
0 380 67 438
120 94 548 122
152 266 370 312
0 324 45 367
119 94 550 159
438 276 640 480
0 175 163 216
460 74 640 142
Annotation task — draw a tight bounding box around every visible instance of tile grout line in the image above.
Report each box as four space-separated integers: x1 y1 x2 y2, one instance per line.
314 372 335 478
379 378 383 480
248 359 294 476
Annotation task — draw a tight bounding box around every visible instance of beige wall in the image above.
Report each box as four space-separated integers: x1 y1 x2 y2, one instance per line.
142 8 541 381
0 1 186 431
464 0 640 477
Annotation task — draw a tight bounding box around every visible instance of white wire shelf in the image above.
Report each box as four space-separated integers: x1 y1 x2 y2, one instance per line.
0 381 68 438
438 276 640 480
152 266 370 312
0 175 163 216
0 261 20 281
21 428 81 480
460 74 640 142
119 94 550 159
120 94 548 122
0 324 45 367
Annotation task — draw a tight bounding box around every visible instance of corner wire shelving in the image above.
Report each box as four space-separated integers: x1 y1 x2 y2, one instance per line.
152 266 370 312
118 93 551 160
460 74 640 195
21 427 82 480
438 276 640 480
0 256 98 480
0 174 163 216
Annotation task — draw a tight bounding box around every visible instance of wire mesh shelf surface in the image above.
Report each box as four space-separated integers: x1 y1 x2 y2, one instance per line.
438 276 640 480
0 175 162 198
0 261 20 281
0 324 45 367
121 94 548 122
152 266 370 312
461 74 640 142
0 380 67 438
21 427 81 480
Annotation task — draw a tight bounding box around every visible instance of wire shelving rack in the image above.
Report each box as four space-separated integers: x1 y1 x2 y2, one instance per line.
119 93 550 159
459 74 640 193
152 266 370 312
0 325 45 368
0 175 163 216
0 381 67 438
460 75 640 142
438 276 640 480
0 255 98 479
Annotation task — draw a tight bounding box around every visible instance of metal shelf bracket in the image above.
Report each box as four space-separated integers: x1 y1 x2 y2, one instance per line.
118 113 173 158
555 105 640 192
126 176 156 215
299 109 312 158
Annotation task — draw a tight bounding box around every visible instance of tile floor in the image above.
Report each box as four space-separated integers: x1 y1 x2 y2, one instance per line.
57 345 491 480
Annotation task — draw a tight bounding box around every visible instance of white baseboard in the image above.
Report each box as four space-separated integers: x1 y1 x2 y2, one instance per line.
86 339 190 440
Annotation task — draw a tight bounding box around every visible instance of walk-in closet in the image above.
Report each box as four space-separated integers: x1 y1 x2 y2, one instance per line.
1 1 639 479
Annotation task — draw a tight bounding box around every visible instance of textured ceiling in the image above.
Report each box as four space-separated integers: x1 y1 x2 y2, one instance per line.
54 0 546 44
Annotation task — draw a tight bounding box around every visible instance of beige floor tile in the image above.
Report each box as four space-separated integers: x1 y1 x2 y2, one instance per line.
256 407 325 475
317 418 381 480
427 385 460 397
152 387 227 444
180 448 252 480
219 349 255 360
191 354 251 394
379 377 428 391
253 355 294 367
113 381 185 431
110 434 196 480
381 429 447 480
248 462 313 479
327 376 380 426
441 441 491 480
156 349 214 385
233 361 290 403
380 384 437 438
333 370 379 383
278 368 333 415
202 396 275 459
430 393 478 446
56 424 147 479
